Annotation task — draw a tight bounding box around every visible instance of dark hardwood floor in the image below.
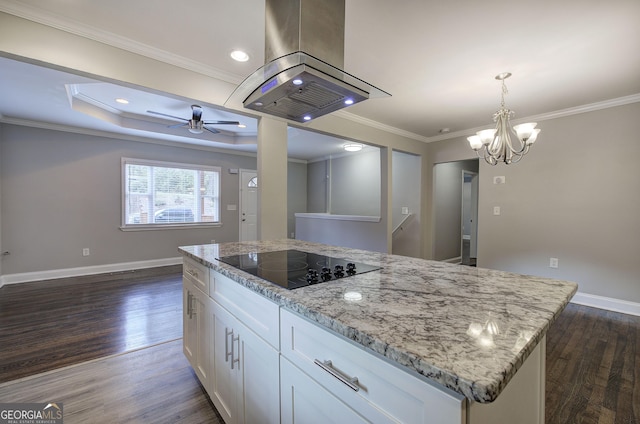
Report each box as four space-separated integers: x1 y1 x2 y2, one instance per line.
1 268 638 423
546 303 639 423
0 266 183 383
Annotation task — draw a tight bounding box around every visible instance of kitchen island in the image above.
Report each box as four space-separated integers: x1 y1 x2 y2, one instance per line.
179 240 577 424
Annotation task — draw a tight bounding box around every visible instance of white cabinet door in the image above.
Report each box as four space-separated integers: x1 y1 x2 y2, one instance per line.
236 312 280 424
182 283 197 365
210 298 239 424
210 300 279 424
281 356 370 424
183 278 210 389
192 288 210 387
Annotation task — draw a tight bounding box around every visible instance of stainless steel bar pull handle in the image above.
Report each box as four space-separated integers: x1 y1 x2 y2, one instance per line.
231 334 240 369
225 328 233 363
314 359 360 392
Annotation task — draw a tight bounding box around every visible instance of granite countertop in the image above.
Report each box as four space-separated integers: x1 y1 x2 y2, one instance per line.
179 239 577 403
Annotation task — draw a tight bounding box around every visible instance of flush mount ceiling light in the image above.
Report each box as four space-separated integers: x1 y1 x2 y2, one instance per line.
467 73 540 165
343 143 363 152
115 98 129 104
230 50 250 62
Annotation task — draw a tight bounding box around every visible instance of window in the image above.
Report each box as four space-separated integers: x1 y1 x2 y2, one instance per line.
122 158 221 228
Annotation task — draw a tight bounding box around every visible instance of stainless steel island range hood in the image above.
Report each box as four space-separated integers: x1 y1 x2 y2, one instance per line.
227 0 390 123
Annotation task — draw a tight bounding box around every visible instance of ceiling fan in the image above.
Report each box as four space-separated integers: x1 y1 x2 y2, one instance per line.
147 104 240 134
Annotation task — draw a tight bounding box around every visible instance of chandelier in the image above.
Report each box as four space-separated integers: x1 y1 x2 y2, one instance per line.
467 73 540 165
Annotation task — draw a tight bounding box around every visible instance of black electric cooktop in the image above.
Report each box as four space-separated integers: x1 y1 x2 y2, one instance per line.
217 249 382 290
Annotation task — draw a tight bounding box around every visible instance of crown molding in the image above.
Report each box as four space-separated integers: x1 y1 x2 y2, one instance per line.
0 0 244 85
424 93 640 143
333 109 430 143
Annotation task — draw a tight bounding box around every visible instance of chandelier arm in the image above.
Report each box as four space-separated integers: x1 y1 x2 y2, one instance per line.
508 126 528 155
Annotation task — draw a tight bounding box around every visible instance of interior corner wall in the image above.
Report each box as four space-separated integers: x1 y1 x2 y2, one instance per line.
329 149 381 216
0 124 257 276
287 161 307 238
429 101 640 304
307 160 327 213
391 150 421 258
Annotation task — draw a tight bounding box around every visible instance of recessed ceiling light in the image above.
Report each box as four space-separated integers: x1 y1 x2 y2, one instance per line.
303 115 312 121
344 98 354 105
115 98 129 104
237 124 247 128
292 78 303 85
230 50 250 62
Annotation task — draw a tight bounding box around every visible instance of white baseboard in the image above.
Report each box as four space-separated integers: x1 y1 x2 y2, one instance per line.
442 256 462 264
0 257 183 288
571 292 640 317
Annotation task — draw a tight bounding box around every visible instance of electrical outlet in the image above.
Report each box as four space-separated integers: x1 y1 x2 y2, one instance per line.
549 258 559 268
493 176 506 184
493 206 501 216
82 248 90 256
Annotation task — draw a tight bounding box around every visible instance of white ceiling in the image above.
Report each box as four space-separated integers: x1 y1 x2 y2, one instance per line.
0 0 639 160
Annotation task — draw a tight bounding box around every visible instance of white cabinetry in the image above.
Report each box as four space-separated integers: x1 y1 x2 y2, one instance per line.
210 301 279 424
182 276 211 389
207 269 280 424
280 309 466 424
281 356 371 424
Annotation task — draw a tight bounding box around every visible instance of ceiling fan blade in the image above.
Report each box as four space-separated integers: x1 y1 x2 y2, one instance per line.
203 125 220 134
168 123 188 128
147 110 188 122
203 120 240 125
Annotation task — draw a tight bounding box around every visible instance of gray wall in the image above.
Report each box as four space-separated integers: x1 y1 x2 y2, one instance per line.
433 159 479 260
330 149 381 216
287 161 307 238
428 102 640 303
0 124 3 276
0 124 257 275
305 150 382 216
306 160 327 213
391 150 422 257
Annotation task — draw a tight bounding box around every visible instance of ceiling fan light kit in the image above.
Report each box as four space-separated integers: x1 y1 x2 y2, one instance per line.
468 73 540 165
147 104 240 135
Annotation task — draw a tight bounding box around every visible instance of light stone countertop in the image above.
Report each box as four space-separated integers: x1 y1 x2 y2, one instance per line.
179 239 578 403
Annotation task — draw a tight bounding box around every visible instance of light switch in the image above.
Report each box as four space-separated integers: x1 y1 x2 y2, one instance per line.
493 206 501 216
493 176 506 184
227 204 237 211
401 207 409 215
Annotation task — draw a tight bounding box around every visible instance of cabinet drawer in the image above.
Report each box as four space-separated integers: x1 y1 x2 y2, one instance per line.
210 270 279 349
281 309 465 424
183 257 209 294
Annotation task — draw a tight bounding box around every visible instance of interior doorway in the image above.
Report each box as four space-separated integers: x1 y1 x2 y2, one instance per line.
432 159 479 263
461 170 478 266
239 169 258 241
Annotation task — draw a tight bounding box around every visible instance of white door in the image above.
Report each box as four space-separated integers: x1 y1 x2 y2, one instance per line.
239 170 258 241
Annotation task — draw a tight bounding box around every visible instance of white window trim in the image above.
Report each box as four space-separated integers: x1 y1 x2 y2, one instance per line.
120 157 222 231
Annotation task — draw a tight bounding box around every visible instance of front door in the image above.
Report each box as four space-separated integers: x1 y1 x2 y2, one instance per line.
240 170 258 241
